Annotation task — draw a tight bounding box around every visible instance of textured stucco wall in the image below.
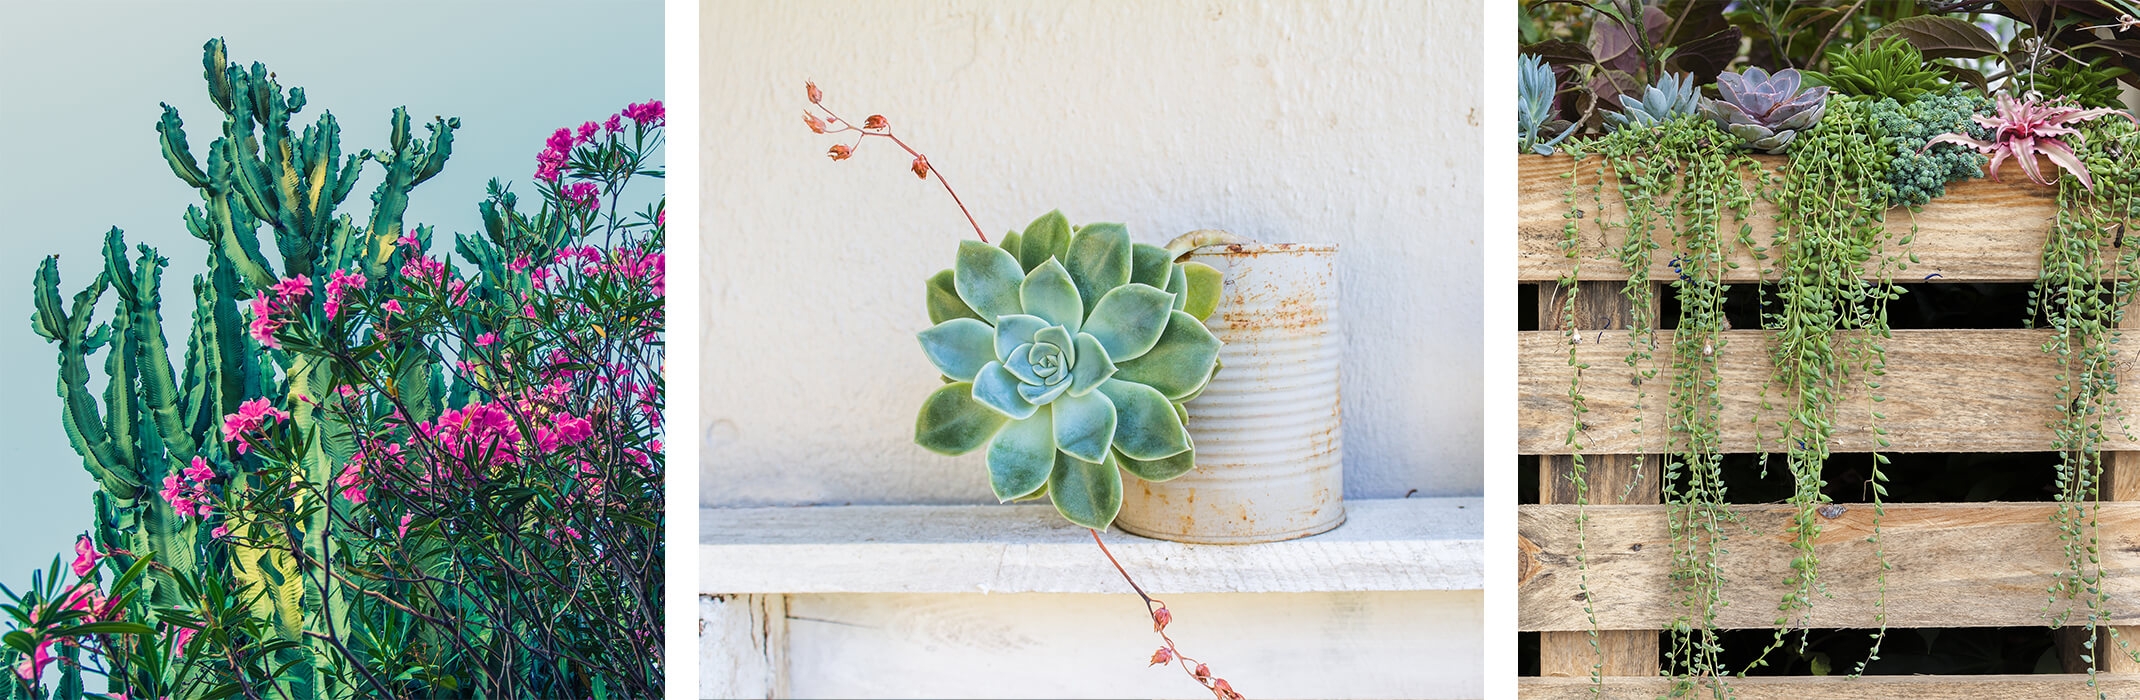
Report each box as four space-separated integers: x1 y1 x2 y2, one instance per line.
704 0 1481 507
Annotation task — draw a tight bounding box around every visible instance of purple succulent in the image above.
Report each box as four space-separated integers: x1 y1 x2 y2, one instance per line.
1702 67 1830 153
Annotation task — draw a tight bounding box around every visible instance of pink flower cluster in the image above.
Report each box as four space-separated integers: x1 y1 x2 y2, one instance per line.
247 274 312 349
534 99 662 183
325 268 365 320
564 181 600 210
221 398 290 455
159 457 219 520
71 534 101 577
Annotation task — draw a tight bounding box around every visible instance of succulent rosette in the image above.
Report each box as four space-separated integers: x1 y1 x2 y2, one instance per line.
914 211 1223 529
1703 66 1830 153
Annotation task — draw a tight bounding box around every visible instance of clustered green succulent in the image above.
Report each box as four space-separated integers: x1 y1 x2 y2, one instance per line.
1819 38 1945 104
1519 54 1577 155
1866 87 1992 206
914 211 1223 529
2027 58 2130 110
1604 71 1701 133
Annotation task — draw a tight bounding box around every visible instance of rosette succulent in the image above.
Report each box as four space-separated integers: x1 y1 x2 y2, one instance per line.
1603 71 1700 132
914 211 1223 529
1519 54 1577 155
1703 67 1830 153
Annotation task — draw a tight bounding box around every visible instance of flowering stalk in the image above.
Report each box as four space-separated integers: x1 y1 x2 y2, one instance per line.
804 82 988 242
807 80 1240 698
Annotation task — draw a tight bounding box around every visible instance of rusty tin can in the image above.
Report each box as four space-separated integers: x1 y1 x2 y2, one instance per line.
1115 242 1343 544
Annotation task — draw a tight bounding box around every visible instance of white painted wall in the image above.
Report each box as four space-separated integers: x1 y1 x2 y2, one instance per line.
702 0 1483 507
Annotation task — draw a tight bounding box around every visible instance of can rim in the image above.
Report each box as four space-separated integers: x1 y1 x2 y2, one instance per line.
1182 242 1339 257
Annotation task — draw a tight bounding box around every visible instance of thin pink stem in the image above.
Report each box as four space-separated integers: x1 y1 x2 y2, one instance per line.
809 102 987 242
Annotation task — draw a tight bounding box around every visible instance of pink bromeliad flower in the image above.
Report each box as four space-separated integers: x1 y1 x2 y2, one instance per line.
1926 94 2136 190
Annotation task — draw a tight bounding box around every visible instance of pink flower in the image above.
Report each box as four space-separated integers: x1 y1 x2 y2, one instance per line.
71 535 101 577
212 525 229 539
325 268 365 320
335 461 368 505
604 114 623 133
477 332 498 346
563 182 600 210
183 456 216 484
173 627 197 653
1926 95 2138 190
381 299 405 316
12 637 53 682
398 514 413 537
272 274 311 299
622 99 664 127
221 398 289 454
396 233 421 249
577 121 600 141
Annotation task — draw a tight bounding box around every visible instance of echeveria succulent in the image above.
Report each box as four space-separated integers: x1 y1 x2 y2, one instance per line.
915 211 1223 529
1703 67 1830 153
1603 71 1701 133
1519 54 1577 155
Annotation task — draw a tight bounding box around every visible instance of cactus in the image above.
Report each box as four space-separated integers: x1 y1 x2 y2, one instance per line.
915 212 1224 529
29 38 456 700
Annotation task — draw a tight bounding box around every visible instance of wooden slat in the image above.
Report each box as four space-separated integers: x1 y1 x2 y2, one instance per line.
1535 282 1662 679
1516 328 2140 455
1520 673 2140 699
1518 153 2069 283
1517 503 2140 631
699 594 788 699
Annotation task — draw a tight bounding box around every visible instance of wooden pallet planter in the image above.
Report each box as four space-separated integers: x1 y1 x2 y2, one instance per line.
1516 153 2140 695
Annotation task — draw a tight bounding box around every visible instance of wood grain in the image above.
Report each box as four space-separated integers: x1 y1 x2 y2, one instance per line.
1517 153 2071 283
1516 328 2140 455
1519 673 2140 699
1517 502 2140 631
699 594 787 699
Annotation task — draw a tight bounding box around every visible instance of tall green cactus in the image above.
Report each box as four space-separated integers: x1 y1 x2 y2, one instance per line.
29 38 458 700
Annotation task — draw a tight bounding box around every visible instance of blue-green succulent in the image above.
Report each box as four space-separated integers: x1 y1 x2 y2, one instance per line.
1604 71 1701 132
914 211 1223 529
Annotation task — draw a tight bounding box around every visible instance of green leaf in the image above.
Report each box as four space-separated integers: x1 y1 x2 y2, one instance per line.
1164 264 1190 311
1113 310 1223 399
993 314 1049 359
1129 243 1172 288
1117 446 1197 482
917 318 997 382
998 230 1024 261
986 409 1054 501
925 269 980 324
1051 388 1117 463
1034 326 1076 366
1018 210 1073 272
974 361 1041 419
1048 450 1123 530
954 240 1025 319
1082 283 1174 363
1065 222 1131 316
1019 259 1083 333
1096 380 1190 460
1180 261 1223 321
915 382 1008 455
1067 332 1116 397
62 622 154 636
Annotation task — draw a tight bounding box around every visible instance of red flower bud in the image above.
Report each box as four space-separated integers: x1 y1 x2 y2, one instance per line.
1213 678 1240 699
1152 606 1171 632
863 114 889 130
1193 663 1210 681
806 81 823 104
827 144 853 161
804 112 827 134
911 156 929 179
1148 647 1173 666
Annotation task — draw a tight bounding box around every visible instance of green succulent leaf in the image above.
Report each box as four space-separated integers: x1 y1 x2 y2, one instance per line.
1096 379 1191 460
1067 332 1116 396
998 230 1024 260
1018 210 1072 272
954 240 1026 319
1034 325 1076 366
1129 243 1173 288
1113 310 1222 400
1164 264 1190 311
925 269 980 324
1065 222 1131 315
1117 446 1197 482
986 409 1054 501
994 314 1049 358
1180 261 1223 321
915 382 1009 455
1016 376 1071 406
1082 283 1174 363
973 361 1040 420
916 318 996 382
1048 450 1124 530
1051 388 1117 463
1019 259 1083 333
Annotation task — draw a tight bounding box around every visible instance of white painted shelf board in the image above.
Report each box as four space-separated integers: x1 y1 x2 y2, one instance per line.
701 497 1481 594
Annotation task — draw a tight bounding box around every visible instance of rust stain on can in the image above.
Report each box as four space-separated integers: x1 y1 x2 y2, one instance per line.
1116 243 1345 545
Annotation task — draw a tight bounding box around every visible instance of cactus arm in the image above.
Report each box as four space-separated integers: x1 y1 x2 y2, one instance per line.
360 110 458 278
156 106 210 189
201 142 279 289
99 233 146 483
127 243 197 460
35 258 138 498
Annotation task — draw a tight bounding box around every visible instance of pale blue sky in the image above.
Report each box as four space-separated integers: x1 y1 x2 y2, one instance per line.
0 1 660 591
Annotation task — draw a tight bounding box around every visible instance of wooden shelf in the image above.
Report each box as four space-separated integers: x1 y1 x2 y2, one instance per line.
700 497 1481 594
